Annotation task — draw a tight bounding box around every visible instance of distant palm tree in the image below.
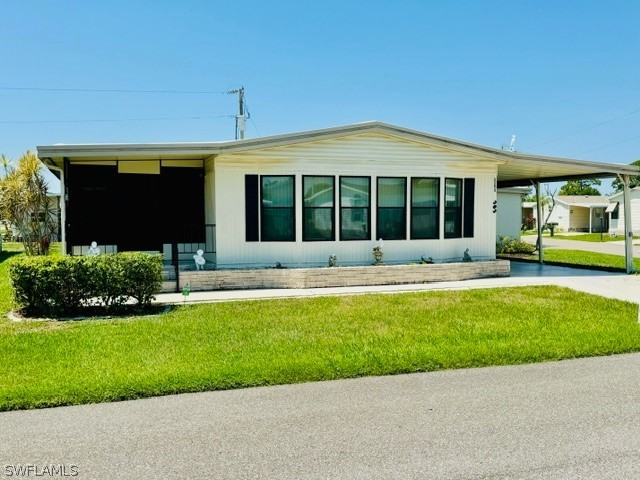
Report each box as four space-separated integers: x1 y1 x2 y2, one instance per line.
0 154 12 239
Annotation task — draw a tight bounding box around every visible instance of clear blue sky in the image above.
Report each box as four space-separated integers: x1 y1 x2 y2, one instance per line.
2 1 638 193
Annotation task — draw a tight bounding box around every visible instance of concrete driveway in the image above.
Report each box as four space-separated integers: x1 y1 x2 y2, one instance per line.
2 354 639 479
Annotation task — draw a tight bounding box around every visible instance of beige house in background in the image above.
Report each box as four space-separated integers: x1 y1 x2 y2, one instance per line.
525 195 610 233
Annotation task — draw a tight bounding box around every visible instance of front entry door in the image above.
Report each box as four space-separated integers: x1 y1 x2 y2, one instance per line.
116 173 162 252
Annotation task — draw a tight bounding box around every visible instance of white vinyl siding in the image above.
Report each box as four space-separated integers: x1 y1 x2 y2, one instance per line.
213 133 499 267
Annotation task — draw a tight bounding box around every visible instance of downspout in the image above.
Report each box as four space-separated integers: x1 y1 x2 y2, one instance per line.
588 206 593 234
534 180 544 264
45 163 67 256
620 174 635 274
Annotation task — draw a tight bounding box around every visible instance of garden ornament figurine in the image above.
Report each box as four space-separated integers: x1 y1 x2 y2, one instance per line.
328 254 337 267
372 238 384 265
463 249 473 262
193 249 206 270
87 241 100 256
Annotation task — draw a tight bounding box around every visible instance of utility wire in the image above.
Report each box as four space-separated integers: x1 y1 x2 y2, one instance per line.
243 100 262 137
575 133 640 156
0 86 228 94
525 107 640 150
0 114 235 124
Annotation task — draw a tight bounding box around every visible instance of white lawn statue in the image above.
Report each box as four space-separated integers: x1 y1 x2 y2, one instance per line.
193 249 206 271
87 241 100 256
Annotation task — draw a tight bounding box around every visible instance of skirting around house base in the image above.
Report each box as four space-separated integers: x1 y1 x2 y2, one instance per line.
177 260 510 292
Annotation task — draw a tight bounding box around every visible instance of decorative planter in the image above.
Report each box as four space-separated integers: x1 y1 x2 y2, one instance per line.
175 260 511 292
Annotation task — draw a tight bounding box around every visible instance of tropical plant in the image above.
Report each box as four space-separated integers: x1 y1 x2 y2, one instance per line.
0 151 57 255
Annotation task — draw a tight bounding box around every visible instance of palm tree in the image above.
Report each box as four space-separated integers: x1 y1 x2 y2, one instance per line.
0 151 56 254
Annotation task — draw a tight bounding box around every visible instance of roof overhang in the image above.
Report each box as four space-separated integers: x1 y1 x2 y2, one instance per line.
37 121 640 183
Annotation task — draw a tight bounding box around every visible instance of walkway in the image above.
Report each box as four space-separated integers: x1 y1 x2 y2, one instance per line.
3 353 639 479
155 262 640 306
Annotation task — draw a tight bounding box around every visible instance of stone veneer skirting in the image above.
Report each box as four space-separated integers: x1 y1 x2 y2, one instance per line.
178 260 510 291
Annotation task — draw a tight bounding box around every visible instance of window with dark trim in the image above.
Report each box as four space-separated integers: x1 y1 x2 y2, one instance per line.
444 178 462 238
463 178 475 238
245 175 260 242
261 175 295 241
377 177 407 240
339 176 371 240
411 177 439 239
611 204 619 220
303 176 334 241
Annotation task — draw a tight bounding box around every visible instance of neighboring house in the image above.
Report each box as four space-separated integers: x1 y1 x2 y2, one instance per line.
521 201 537 230
607 187 640 235
36 122 639 268
526 195 610 233
548 196 609 233
497 187 530 238
4 193 60 242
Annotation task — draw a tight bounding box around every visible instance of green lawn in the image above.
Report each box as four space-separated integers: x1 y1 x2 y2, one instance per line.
2 281 640 411
551 233 637 243
510 249 640 271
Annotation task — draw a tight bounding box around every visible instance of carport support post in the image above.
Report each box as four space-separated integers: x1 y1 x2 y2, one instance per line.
622 174 635 274
535 180 544 264
46 163 67 256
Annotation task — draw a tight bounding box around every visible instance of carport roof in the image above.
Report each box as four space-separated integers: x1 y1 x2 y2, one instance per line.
37 121 640 186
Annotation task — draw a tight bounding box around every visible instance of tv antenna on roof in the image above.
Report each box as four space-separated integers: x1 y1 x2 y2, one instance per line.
501 134 517 152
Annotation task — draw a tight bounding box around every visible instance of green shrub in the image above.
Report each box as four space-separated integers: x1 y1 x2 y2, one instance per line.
9 252 162 317
496 235 536 255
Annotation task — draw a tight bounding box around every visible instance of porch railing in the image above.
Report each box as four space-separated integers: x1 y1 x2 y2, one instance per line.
170 223 216 293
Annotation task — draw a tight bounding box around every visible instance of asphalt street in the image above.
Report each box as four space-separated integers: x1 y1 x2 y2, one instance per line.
2 353 639 479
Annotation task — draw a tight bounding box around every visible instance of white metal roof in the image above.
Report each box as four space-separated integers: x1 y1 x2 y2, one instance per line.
554 195 611 207
37 121 640 185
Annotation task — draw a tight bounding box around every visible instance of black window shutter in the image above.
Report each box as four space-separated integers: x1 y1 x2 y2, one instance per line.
245 175 259 242
463 178 475 238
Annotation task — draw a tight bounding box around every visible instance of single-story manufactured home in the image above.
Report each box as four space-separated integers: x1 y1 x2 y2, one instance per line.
608 187 640 235
542 195 610 233
37 122 640 271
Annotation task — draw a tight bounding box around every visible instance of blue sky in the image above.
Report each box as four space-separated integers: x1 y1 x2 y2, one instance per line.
2 1 639 193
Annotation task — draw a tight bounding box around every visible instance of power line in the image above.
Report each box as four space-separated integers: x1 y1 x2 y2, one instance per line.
575 133 640 156
0 114 235 125
0 86 228 94
526 107 640 150
243 99 261 137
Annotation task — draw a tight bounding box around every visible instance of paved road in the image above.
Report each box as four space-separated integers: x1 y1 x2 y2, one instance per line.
2 354 640 479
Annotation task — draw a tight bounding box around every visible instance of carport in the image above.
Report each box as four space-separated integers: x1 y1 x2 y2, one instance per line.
497 153 640 273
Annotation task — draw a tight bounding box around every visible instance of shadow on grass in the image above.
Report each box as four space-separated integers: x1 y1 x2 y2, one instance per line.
0 251 21 265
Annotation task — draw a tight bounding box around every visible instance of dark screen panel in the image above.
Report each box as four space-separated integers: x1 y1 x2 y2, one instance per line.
245 175 259 241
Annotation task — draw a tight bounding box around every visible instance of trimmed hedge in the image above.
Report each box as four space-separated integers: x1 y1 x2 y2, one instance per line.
9 252 163 317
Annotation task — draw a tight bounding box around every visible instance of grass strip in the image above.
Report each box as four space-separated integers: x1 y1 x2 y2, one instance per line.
504 249 640 271
1 286 639 411
551 233 638 243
